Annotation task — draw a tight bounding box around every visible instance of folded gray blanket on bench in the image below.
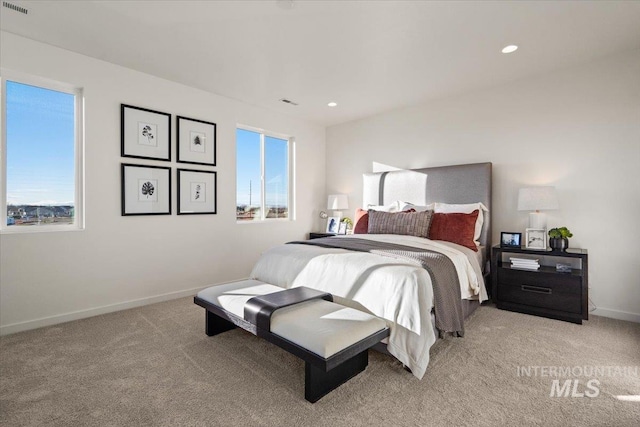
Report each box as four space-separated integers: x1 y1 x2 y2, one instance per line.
288 237 464 337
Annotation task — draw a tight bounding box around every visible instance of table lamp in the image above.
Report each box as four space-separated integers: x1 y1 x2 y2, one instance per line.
517 186 559 229
327 194 348 219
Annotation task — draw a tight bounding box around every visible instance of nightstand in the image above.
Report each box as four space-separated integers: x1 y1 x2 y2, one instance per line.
308 232 336 239
491 245 588 324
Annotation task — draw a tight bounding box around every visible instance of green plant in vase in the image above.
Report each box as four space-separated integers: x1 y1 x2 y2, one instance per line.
341 217 353 234
548 227 573 251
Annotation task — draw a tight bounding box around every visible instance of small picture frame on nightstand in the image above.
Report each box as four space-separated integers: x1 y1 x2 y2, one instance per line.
326 216 340 234
526 228 547 250
500 232 522 248
337 222 347 235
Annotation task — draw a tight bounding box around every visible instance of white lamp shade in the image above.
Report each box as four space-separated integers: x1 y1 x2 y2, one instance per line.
327 194 348 210
517 187 559 211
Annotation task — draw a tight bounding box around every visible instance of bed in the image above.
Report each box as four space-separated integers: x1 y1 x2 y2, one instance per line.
250 162 492 379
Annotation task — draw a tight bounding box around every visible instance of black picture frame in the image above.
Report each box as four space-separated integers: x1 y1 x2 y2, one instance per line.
121 104 171 161
176 116 217 166
500 232 522 248
121 163 172 216
177 168 217 215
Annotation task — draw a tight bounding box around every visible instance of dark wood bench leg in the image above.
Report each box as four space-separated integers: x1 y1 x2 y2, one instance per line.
304 350 368 403
205 310 236 336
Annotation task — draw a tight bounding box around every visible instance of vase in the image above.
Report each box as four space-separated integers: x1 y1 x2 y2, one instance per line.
549 237 569 252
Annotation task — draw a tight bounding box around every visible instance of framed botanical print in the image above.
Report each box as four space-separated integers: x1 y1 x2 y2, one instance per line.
525 228 547 250
176 116 216 166
121 104 171 161
177 169 217 215
121 164 171 215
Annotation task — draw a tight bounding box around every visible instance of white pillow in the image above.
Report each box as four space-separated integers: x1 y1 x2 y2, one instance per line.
400 202 435 212
367 200 403 212
434 202 489 246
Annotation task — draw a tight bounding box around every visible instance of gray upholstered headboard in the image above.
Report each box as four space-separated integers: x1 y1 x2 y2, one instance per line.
363 162 492 248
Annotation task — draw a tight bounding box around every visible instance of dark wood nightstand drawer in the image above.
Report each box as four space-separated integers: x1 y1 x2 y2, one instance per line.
491 245 588 324
497 269 582 314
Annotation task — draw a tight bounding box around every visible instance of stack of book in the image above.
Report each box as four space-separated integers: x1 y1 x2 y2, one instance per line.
510 257 540 270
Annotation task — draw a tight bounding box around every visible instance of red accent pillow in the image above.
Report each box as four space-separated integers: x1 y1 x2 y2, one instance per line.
353 208 369 234
428 210 479 251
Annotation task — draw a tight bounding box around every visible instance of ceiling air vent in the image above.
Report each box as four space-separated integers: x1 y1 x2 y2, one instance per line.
279 98 299 106
3 1 28 14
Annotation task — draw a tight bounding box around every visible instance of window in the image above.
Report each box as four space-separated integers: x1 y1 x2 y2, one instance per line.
236 127 291 221
1 74 84 232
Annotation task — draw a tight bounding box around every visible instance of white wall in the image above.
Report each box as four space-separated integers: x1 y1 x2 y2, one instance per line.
326 50 640 322
0 32 326 334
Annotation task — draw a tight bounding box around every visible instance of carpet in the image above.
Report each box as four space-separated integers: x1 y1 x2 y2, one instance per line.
1 298 638 426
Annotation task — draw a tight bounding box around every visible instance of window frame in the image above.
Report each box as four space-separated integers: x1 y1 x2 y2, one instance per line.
236 124 294 223
0 70 85 233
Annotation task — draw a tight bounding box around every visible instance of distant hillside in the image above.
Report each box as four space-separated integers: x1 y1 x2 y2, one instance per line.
7 204 74 218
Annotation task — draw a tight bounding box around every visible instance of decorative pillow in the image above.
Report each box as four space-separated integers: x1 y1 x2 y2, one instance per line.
434 202 488 246
367 209 432 238
354 203 416 234
428 210 479 251
353 208 369 234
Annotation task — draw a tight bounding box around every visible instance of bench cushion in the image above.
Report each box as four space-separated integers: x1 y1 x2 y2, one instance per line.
197 280 387 358
270 299 387 358
197 280 283 318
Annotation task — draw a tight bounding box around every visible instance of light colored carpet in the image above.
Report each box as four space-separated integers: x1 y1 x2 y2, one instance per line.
1 298 639 426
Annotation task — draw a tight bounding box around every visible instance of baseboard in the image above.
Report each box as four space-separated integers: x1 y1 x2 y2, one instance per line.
0 285 214 336
592 307 640 323
4 286 635 336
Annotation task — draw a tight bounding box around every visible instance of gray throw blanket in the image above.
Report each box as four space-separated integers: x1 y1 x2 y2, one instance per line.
288 237 465 337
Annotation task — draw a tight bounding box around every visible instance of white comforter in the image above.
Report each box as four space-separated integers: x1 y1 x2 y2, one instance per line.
250 234 485 379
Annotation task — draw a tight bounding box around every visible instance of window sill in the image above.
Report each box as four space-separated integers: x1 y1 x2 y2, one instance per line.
0 225 85 234
236 218 291 224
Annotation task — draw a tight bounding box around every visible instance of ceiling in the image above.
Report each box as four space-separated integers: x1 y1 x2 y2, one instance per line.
1 1 639 126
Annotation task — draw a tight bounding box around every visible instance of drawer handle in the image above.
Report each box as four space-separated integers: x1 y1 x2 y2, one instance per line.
521 284 552 295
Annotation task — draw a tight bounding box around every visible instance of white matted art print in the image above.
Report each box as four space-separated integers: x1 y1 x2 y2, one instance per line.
526 228 547 250
178 169 217 214
121 104 171 161
138 179 158 202
137 123 158 147
121 164 171 215
177 116 216 165
189 131 206 153
190 182 206 203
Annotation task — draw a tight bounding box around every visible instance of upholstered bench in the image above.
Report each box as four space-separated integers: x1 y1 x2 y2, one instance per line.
194 280 389 403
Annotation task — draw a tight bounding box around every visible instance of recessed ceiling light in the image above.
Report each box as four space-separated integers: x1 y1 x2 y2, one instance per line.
328 102 337 107
502 45 518 54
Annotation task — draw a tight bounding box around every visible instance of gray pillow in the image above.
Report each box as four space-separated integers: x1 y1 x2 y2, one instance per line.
367 209 434 238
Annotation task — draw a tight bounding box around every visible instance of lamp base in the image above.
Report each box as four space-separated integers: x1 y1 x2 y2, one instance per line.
529 212 546 229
